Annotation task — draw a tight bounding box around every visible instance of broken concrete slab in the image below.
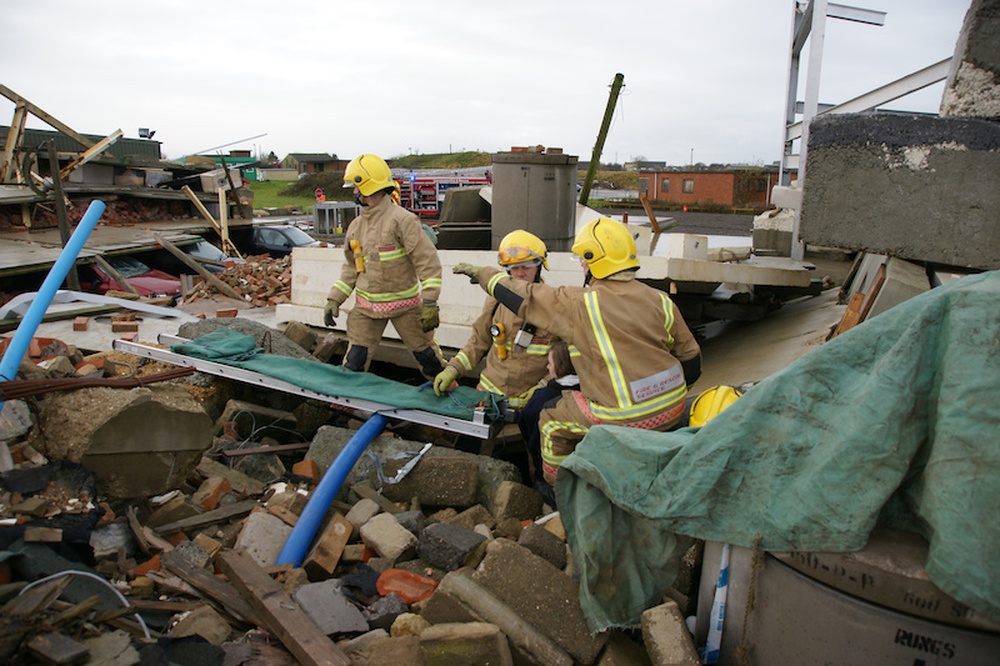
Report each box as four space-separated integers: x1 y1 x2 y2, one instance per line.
30 385 212 498
420 621 513 666
800 113 1000 270
517 523 567 571
234 511 293 568
417 522 487 572
492 480 543 523
940 0 1000 121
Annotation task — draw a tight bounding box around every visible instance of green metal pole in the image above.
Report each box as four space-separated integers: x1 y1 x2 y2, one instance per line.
579 73 625 206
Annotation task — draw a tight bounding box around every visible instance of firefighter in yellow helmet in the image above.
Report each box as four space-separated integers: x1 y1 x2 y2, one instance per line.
433 230 561 414
453 218 702 493
324 153 445 379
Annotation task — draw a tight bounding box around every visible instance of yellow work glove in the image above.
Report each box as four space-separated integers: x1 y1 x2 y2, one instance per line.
453 263 483 283
323 299 339 327
420 301 440 332
433 366 460 396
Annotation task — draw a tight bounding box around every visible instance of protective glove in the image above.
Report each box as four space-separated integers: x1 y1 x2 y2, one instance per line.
453 263 483 283
433 366 460 396
420 301 440 332
323 299 339 327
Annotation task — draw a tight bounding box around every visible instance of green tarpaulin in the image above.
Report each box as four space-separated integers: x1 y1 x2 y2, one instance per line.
171 328 502 422
559 270 1000 632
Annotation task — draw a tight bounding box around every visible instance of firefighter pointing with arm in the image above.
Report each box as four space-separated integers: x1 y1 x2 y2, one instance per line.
433 230 561 411
454 218 702 492
324 153 446 380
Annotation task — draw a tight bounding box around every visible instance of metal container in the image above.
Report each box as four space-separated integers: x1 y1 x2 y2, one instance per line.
490 150 578 252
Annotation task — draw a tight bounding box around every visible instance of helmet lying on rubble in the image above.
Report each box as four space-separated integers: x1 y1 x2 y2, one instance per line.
689 385 742 427
571 217 640 279
498 230 549 270
343 153 395 196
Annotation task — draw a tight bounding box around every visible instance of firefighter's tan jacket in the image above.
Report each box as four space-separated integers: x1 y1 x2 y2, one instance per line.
477 267 700 423
327 196 442 318
447 294 559 409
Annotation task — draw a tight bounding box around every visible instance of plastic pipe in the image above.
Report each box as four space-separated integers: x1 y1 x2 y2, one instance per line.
0 200 106 388
275 412 388 567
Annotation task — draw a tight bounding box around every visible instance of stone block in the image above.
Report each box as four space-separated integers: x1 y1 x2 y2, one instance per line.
171 540 212 570
168 604 233 646
866 257 931 321
345 497 382 531
336 628 389 664
472 539 606 664
420 622 513 666
359 512 417 562
394 509 427 535
800 113 1000 270
292 579 369 635
234 511 293 568
89 521 134 560
364 593 409 631
446 504 495 531
390 612 432 638
417 522 487 572
281 320 317 351
381 456 479 508
492 481 542 523
367 635 424 666
517 523 567 571
640 600 700 666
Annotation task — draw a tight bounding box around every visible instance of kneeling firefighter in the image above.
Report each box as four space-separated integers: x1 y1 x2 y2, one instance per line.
323 153 445 379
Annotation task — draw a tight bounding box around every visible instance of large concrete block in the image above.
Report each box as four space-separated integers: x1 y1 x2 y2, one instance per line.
940 0 1000 120
800 113 1000 270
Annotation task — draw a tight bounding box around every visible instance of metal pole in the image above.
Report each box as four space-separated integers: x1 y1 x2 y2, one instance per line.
579 73 625 205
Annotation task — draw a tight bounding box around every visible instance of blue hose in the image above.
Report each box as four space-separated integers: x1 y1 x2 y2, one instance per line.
275 412 388 567
0 200 106 392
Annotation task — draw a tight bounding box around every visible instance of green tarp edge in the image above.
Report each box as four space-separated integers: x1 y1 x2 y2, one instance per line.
559 270 1000 632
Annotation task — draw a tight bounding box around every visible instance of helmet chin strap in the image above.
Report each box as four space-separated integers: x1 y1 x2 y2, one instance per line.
355 194 367 207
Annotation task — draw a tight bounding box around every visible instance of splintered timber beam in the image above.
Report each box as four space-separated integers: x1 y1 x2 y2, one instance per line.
180 185 243 258
217 550 351 666
153 233 243 300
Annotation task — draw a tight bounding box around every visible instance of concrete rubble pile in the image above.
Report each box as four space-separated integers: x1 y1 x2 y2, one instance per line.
0 328 701 666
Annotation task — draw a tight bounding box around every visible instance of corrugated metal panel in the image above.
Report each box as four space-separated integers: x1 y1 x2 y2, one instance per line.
0 126 161 160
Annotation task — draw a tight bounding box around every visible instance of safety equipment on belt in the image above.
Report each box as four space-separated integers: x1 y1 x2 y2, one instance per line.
344 344 369 372
498 230 549 270
323 299 339 327
513 323 537 350
420 301 440 332
433 366 460 396
343 154 395 197
413 347 445 378
571 217 639 279
453 263 483 283
490 323 508 360
689 385 742 428
350 239 365 273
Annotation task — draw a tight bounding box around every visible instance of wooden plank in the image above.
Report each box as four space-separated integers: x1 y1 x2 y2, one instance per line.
152 499 257 535
181 185 243 258
26 632 89 665
0 101 27 182
59 130 124 180
160 549 260 626
0 84 95 149
639 193 662 234
833 291 865 337
153 233 243 300
859 263 886 322
217 550 351 666
197 457 266 495
92 255 143 297
221 442 311 458
303 512 352 579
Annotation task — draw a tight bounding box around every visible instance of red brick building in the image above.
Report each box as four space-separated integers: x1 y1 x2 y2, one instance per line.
636 165 793 211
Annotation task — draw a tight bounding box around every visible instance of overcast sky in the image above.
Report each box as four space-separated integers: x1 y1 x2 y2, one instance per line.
1 1 970 167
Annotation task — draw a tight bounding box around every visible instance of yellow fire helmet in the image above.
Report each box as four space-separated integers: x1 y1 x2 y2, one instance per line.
689 385 742 428
571 217 639 278
343 154 394 196
498 230 549 270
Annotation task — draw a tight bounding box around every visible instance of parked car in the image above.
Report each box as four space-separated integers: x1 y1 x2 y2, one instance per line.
147 237 244 275
230 225 321 258
78 256 182 298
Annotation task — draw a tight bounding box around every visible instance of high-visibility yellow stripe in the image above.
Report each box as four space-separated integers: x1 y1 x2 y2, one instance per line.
660 293 676 346
525 341 552 355
486 272 507 293
331 280 352 298
584 291 631 408
421 277 442 291
453 351 473 372
541 419 589 466
568 345 582 358
588 384 687 421
379 248 407 261
356 284 420 302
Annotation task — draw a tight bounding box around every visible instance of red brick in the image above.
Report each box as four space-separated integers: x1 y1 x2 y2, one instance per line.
112 321 139 333
216 308 238 318
73 317 89 331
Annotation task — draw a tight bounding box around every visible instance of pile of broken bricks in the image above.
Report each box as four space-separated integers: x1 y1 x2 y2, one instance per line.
0 410 705 665
180 255 292 308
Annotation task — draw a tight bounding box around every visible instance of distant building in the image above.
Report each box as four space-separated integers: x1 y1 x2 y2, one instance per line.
281 153 348 175
623 160 666 171
638 164 795 210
